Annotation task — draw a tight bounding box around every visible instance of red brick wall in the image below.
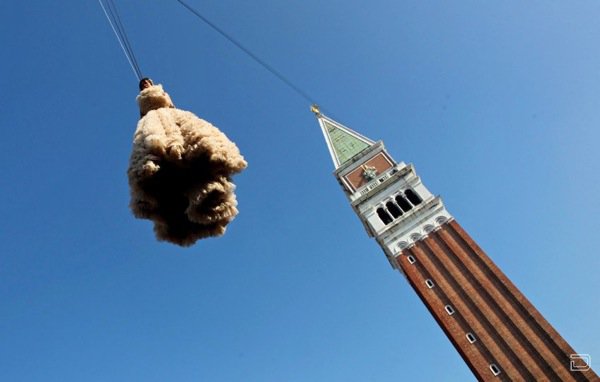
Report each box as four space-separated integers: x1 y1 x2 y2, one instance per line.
396 220 599 381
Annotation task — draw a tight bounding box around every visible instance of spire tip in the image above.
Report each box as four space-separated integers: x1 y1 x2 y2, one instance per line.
311 104 321 116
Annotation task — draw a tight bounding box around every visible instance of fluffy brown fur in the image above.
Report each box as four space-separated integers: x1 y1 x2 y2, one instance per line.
128 85 247 246
136 84 175 117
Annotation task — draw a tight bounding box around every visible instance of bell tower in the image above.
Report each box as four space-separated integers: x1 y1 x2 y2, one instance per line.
313 106 598 381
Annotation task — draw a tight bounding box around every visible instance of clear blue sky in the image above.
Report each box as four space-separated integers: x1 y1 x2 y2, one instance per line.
2 1 599 381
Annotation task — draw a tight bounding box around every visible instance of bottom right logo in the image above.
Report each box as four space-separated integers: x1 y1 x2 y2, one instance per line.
570 354 591 372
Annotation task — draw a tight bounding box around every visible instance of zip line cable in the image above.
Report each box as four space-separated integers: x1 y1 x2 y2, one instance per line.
100 0 322 111
102 0 143 79
105 0 142 78
99 0 143 80
174 0 320 107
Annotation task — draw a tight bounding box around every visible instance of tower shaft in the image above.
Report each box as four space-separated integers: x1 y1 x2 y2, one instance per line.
400 219 595 381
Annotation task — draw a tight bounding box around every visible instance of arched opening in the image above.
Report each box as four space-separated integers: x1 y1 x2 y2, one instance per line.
386 201 403 219
489 364 501 376
376 208 393 225
395 194 412 212
405 189 422 206
466 332 476 343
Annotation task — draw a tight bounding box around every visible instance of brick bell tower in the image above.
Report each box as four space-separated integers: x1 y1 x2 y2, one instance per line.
312 106 598 381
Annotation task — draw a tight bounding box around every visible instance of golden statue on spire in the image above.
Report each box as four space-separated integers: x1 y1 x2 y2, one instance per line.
310 104 321 116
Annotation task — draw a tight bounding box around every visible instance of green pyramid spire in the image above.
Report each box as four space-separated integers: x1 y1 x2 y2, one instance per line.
313 106 375 168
